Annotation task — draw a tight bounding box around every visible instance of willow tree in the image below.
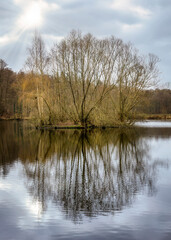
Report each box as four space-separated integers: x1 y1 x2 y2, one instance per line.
25 33 50 124
50 31 121 126
111 42 159 123
22 31 159 126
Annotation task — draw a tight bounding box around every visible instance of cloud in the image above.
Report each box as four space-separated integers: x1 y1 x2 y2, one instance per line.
0 35 12 45
0 31 20 45
0 0 171 83
0 0 60 45
122 23 143 32
13 0 60 11
111 0 152 19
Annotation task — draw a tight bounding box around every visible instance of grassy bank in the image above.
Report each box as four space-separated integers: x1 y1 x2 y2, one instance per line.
135 114 171 120
1 115 171 130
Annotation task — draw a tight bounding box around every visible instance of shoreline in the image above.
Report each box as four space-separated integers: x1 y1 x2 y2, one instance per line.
1 115 171 130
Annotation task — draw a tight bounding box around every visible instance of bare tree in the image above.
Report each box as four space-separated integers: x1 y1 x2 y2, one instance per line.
110 43 159 123
19 30 160 126
50 31 122 126
25 32 50 124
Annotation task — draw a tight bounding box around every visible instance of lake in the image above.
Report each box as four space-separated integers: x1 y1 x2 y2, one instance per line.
0 120 171 240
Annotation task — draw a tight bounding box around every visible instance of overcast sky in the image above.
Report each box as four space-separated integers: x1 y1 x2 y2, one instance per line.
0 0 171 85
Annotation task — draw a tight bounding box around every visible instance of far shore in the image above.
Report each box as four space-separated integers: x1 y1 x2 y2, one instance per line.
1 114 171 121
1 114 171 130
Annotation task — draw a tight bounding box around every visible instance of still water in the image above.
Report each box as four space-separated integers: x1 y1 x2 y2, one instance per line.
0 121 171 240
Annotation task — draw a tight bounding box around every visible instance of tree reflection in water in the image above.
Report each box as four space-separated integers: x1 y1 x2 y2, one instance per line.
22 129 160 221
0 122 168 222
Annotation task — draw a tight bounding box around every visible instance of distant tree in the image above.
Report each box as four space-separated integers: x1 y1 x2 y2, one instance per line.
138 89 171 115
0 59 7 70
0 60 16 116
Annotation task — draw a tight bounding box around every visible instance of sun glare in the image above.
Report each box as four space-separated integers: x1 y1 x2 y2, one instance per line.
18 2 43 29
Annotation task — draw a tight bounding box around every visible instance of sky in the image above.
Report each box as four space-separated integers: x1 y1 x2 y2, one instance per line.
0 0 171 85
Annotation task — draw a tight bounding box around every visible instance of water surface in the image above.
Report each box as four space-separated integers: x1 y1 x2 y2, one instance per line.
0 121 171 240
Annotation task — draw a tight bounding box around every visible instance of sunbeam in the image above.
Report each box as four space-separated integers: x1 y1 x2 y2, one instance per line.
17 2 43 30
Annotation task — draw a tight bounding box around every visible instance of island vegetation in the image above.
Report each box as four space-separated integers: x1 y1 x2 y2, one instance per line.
1 30 169 128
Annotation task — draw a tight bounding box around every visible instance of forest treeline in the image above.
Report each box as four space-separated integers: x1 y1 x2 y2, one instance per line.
0 30 167 126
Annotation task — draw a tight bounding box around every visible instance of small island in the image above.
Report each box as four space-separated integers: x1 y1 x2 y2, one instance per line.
1 31 168 129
